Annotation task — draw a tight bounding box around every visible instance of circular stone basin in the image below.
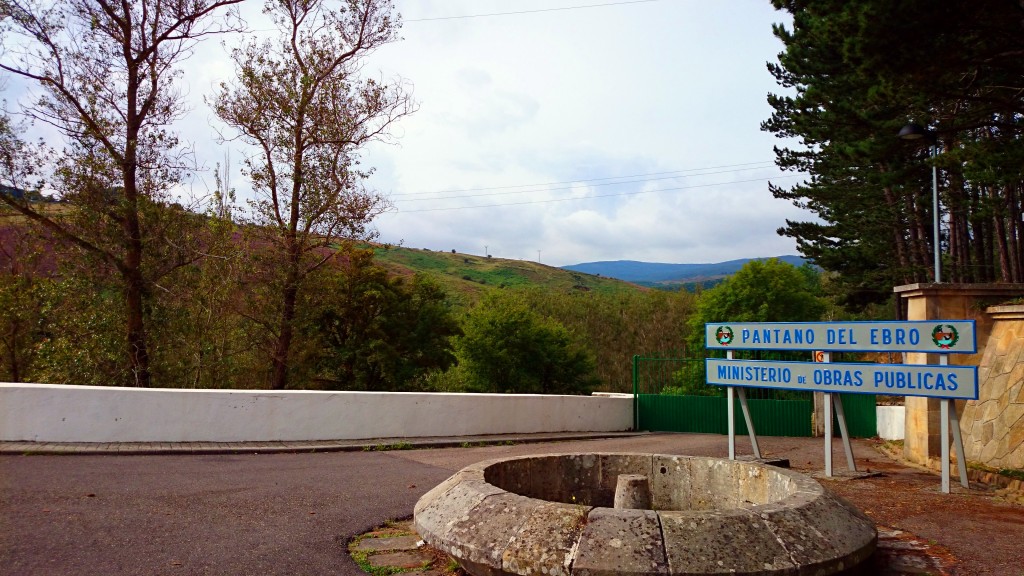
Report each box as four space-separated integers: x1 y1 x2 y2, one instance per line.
414 453 876 576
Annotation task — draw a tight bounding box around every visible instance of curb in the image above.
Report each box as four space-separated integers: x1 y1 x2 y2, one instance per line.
0 431 650 456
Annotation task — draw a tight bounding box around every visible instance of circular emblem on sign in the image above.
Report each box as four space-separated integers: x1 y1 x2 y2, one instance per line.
715 326 734 346
931 324 959 349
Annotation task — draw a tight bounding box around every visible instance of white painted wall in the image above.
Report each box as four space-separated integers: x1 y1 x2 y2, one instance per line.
876 405 905 440
0 383 633 443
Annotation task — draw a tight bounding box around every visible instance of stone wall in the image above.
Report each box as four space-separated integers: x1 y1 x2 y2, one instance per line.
959 305 1024 469
895 284 1024 468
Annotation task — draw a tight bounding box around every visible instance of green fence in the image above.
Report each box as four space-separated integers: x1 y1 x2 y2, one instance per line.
632 354 876 438
636 393 814 436
831 392 877 438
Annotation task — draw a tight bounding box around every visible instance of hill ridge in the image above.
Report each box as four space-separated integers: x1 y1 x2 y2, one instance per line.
561 255 807 283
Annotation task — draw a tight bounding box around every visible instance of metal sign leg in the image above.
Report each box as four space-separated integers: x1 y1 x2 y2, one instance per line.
936 355 969 490
941 399 950 493
824 392 833 477
726 351 735 460
937 354 960 493
728 386 736 460
736 388 761 459
833 395 857 472
949 400 969 488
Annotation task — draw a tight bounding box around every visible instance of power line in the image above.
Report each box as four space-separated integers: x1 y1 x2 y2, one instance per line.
245 0 664 33
404 0 662 23
395 164 779 202
390 161 775 197
393 174 803 213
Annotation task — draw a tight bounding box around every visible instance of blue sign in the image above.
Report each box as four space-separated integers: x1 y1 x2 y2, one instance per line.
705 321 976 353
706 358 978 400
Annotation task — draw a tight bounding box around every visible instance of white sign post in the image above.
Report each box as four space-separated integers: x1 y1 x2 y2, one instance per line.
817 351 857 476
939 356 970 493
706 321 978 492
726 351 762 460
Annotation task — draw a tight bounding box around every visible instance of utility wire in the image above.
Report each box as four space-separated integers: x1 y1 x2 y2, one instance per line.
393 174 802 213
390 161 775 197
404 0 662 22
396 165 779 202
245 0 664 33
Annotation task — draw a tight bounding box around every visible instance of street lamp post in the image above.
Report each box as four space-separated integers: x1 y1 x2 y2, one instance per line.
899 123 941 283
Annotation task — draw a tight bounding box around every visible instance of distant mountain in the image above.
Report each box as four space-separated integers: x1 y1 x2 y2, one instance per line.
561 256 808 284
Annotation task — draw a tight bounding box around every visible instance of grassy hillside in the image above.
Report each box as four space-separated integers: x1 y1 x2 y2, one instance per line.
368 245 643 305
0 205 641 306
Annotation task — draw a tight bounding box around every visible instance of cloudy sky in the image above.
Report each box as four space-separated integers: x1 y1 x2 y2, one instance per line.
352 0 807 266
10 0 810 267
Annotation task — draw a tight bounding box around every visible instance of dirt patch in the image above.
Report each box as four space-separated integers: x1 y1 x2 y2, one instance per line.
822 448 1024 576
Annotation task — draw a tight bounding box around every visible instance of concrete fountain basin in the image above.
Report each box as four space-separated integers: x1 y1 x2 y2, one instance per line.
414 453 876 576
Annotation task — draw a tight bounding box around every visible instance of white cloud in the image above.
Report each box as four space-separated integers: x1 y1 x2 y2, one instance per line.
359 0 807 266
5 0 809 268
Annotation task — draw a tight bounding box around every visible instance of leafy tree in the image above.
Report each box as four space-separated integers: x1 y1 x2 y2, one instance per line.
764 0 1024 308
0 0 243 386
513 287 697 392
0 221 47 381
29 273 126 386
675 259 827 396
455 292 599 395
309 248 460 391
686 259 826 353
213 0 414 389
146 227 260 389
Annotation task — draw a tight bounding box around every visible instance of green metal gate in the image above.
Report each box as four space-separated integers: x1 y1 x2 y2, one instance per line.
632 355 876 438
830 392 877 438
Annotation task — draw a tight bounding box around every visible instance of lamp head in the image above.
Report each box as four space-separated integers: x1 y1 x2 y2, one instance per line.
898 123 936 142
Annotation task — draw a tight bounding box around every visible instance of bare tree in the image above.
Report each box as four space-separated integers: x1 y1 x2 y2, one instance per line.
213 0 414 390
0 0 243 386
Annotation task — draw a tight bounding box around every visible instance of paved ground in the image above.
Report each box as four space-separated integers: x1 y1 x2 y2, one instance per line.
2 433 1022 576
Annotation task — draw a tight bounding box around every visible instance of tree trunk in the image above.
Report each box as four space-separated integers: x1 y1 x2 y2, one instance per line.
5 321 20 382
271 198 304 390
124 266 151 387
908 193 931 281
882 184 911 282
981 188 996 282
271 276 298 390
945 168 964 283
1005 184 1023 283
123 202 151 387
993 212 1012 283
120 47 152 388
122 120 152 386
969 184 987 282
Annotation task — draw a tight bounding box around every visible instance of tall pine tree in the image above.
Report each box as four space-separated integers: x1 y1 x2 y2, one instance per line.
765 0 1023 308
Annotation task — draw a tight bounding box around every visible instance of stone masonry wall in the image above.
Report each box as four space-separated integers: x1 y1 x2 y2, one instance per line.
960 306 1024 469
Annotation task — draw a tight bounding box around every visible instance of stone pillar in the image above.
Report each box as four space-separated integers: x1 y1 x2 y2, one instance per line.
960 305 1024 468
894 283 1024 466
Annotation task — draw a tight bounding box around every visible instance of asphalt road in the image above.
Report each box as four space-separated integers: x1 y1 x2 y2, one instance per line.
1 451 451 576
3 434 1022 576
